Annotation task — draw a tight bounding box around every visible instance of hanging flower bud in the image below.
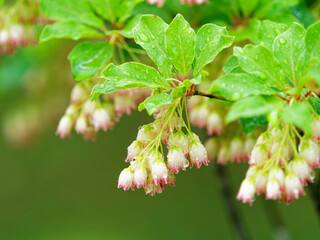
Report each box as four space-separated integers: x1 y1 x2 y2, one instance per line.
236 178 256 205
118 168 134 191
189 140 208 168
144 177 163 196
151 159 168 185
75 114 88 134
70 84 87 104
266 178 281 200
146 0 165 7
288 157 313 184
217 144 230 165
56 115 73 138
92 106 113 131
168 131 189 155
268 167 285 189
207 112 223 135
190 105 209 128
126 141 143 162
230 138 244 163
137 126 154 146
284 174 305 204
205 138 219 162
180 0 208 5
255 171 268 195
133 166 148 189
243 137 256 160
168 171 176 186
146 151 162 169
114 94 136 116
83 100 97 117
167 147 189 173
311 116 320 142
249 145 268 166
299 138 320 168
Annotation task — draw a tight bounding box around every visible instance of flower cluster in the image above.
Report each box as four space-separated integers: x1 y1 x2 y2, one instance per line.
146 0 208 7
0 0 45 54
205 133 257 165
188 96 225 135
237 122 320 205
56 82 149 140
118 99 209 195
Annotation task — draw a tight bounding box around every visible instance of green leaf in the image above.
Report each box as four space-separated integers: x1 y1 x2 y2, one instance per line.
116 15 142 38
223 56 239 73
133 15 172 78
234 45 286 88
226 95 281 123
40 0 105 29
305 20 320 60
240 116 269 134
254 20 288 50
210 73 275 101
68 42 113 81
273 22 309 84
138 93 172 115
90 0 143 24
309 59 320 85
194 24 234 75
165 14 196 76
281 102 312 135
40 21 104 42
308 96 320 115
91 62 170 99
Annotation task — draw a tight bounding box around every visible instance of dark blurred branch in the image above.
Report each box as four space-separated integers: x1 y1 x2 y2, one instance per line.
214 164 250 240
193 90 231 102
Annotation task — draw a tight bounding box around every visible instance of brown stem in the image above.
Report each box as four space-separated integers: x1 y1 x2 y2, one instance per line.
193 90 231 102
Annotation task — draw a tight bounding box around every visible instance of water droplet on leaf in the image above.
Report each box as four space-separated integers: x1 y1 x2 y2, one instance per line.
279 38 286 44
140 33 149 42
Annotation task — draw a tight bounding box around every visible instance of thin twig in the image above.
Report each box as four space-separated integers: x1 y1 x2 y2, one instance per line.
193 90 231 102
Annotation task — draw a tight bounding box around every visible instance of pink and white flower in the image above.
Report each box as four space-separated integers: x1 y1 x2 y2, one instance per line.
230 138 244 163
180 0 208 5
168 131 189 155
151 159 168 185
146 0 165 7
167 147 189 173
236 178 256 205
204 138 219 162
137 126 154 146
249 145 268 166
118 168 134 191
207 112 223 135
75 114 88 134
255 172 268 195
266 178 281 200
56 115 73 138
189 141 208 168
83 100 97 117
299 138 320 168
92 106 113 131
70 84 87 104
217 145 230 165
284 174 305 204
311 117 320 142
133 166 148 189
144 177 163 196
288 157 313 184
126 141 143 162
114 94 136 116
